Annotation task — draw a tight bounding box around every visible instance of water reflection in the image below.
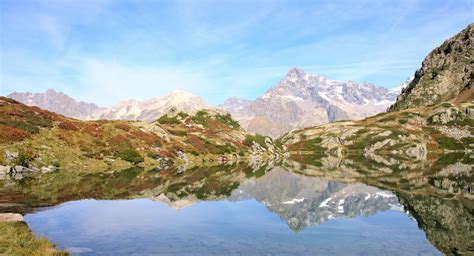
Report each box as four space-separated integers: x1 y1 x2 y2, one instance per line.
229 168 401 231
0 153 472 255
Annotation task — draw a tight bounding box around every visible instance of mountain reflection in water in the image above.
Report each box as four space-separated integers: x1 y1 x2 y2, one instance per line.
0 153 472 255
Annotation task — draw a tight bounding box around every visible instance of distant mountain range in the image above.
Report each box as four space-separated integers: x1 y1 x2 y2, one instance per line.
8 89 105 120
7 69 408 137
221 68 406 137
8 89 208 121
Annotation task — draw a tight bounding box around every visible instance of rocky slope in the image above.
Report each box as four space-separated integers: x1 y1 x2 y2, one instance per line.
0 97 282 173
221 68 404 137
282 24 474 160
389 23 473 111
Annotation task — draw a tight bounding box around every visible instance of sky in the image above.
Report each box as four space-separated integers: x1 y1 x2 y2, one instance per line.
0 0 473 106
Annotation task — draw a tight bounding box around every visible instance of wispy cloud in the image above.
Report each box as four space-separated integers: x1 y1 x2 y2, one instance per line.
1 0 472 105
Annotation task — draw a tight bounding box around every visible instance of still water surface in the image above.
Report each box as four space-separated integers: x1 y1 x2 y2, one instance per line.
23 169 443 255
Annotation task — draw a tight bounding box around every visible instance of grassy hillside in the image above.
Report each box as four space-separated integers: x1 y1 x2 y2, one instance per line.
282 101 473 161
0 97 280 173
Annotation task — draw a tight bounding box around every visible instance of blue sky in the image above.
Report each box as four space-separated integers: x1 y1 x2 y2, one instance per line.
0 0 472 106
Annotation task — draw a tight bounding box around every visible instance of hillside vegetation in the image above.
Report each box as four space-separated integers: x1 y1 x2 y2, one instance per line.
0 97 281 173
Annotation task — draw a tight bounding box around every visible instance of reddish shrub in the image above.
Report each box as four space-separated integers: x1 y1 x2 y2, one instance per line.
77 122 103 137
58 131 76 146
114 123 131 131
109 134 133 152
159 149 176 158
0 124 29 142
128 129 161 145
58 121 79 131
184 135 206 151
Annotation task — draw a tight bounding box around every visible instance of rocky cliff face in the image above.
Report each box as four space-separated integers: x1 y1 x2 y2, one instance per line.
389 23 474 111
221 68 403 138
8 89 104 120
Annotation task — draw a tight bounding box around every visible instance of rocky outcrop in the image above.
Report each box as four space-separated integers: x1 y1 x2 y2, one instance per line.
389 23 474 111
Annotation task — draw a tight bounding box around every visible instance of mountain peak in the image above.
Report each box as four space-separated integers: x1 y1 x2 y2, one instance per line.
45 89 59 94
286 67 307 82
169 89 194 97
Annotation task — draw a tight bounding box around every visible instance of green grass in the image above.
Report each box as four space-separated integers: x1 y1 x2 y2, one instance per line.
243 134 268 149
202 138 236 154
14 148 35 167
446 119 474 126
288 137 324 152
244 164 269 178
0 221 68 255
435 153 467 165
437 137 465 150
156 114 182 124
290 154 323 167
216 113 240 128
118 148 144 164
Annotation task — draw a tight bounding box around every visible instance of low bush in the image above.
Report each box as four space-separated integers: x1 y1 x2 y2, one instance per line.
15 148 35 167
118 148 144 164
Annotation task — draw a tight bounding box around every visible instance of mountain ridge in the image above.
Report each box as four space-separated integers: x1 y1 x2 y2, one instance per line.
221 68 406 137
8 70 407 137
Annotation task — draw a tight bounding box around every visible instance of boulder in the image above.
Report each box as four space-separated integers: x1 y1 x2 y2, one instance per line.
0 165 11 174
13 166 37 173
0 213 24 222
40 165 57 173
5 150 17 161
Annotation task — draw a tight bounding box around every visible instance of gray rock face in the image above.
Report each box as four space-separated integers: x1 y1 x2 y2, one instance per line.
221 68 404 137
8 89 209 123
8 89 104 120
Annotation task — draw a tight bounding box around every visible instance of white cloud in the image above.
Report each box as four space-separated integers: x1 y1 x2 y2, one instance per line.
74 58 214 106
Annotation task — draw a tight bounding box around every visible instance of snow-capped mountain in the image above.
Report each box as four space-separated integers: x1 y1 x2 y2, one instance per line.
99 90 208 121
7 89 105 120
220 68 408 137
7 69 407 133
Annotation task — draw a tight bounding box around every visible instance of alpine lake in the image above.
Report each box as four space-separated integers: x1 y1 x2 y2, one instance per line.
1 152 472 256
